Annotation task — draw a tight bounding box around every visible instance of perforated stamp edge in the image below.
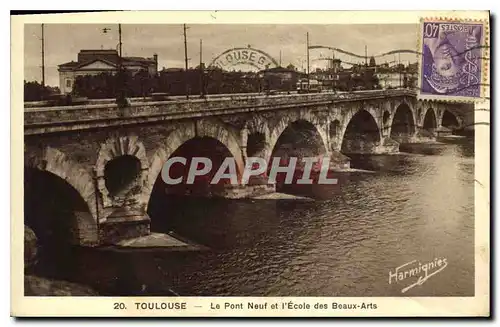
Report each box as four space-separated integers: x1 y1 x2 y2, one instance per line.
416 16 490 104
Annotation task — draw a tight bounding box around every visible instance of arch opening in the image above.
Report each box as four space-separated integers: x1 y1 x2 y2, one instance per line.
390 104 416 142
341 110 381 154
147 136 243 237
148 136 241 204
104 155 142 197
442 110 459 129
270 119 327 162
268 119 328 191
422 108 437 137
247 132 267 157
24 167 96 249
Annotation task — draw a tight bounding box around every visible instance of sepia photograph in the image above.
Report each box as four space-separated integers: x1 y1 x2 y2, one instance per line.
12 10 490 317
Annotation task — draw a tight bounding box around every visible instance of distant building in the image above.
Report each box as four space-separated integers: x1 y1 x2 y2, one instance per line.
310 58 345 90
377 72 405 89
375 63 418 89
58 49 158 94
259 67 306 91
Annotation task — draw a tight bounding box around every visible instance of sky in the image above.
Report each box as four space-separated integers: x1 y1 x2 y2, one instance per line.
24 24 418 87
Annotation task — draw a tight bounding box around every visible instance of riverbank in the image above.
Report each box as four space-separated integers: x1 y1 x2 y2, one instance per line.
25 275 99 296
24 225 100 296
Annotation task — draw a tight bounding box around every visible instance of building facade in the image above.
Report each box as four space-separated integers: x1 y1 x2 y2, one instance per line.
58 49 158 94
375 62 418 89
259 67 306 92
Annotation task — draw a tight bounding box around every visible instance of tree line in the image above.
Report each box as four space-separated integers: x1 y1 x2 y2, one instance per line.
70 68 265 99
24 81 60 102
25 65 409 102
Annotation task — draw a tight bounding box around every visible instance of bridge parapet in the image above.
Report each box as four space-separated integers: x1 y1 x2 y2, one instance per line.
24 89 417 135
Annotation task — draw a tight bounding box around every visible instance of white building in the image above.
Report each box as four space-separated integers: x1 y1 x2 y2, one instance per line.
376 72 417 89
377 72 404 89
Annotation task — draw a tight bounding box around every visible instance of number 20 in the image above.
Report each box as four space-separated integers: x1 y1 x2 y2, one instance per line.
424 23 439 38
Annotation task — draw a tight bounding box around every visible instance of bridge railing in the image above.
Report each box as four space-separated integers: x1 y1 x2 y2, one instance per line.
24 89 417 131
24 89 417 110
24 92 300 108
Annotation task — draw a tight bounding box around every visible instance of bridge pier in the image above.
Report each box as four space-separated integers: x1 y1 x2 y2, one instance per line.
98 209 151 245
376 137 401 154
396 125 453 155
341 136 400 156
328 150 351 169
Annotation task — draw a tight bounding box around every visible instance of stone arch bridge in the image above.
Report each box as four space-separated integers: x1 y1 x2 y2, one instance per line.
24 89 471 246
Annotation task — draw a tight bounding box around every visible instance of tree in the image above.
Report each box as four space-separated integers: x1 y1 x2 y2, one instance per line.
72 73 117 99
129 69 151 97
24 81 58 101
71 70 159 99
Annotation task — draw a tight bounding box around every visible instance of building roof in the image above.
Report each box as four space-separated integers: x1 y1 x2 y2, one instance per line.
161 67 184 72
58 49 156 71
260 67 298 74
124 56 156 64
58 61 80 69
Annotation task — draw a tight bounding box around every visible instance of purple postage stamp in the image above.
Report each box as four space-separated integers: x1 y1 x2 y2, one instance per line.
420 19 486 99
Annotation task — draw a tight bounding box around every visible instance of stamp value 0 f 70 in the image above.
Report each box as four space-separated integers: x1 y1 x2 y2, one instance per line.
419 19 487 101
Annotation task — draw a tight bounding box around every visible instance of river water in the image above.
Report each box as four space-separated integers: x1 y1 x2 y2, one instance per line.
35 137 475 297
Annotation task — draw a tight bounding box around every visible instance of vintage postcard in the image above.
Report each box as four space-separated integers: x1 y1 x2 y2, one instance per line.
11 10 490 317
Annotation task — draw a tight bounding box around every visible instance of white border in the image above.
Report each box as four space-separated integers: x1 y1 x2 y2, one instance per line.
6 7 489 322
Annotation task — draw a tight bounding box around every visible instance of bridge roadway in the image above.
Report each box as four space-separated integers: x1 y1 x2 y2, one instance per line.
23 89 472 246
24 89 466 134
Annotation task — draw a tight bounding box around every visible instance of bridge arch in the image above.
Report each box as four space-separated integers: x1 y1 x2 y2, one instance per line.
266 118 329 188
24 148 98 246
95 135 149 212
340 109 381 154
245 115 271 158
422 107 438 136
389 102 416 142
197 119 244 167
266 112 329 164
146 125 244 226
25 147 97 221
145 119 244 201
441 109 460 129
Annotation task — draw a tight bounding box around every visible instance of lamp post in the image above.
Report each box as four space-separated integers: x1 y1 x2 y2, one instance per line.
199 39 205 98
117 24 126 105
306 32 310 90
104 24 126 105
183 24 189 99
41 24 45 88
